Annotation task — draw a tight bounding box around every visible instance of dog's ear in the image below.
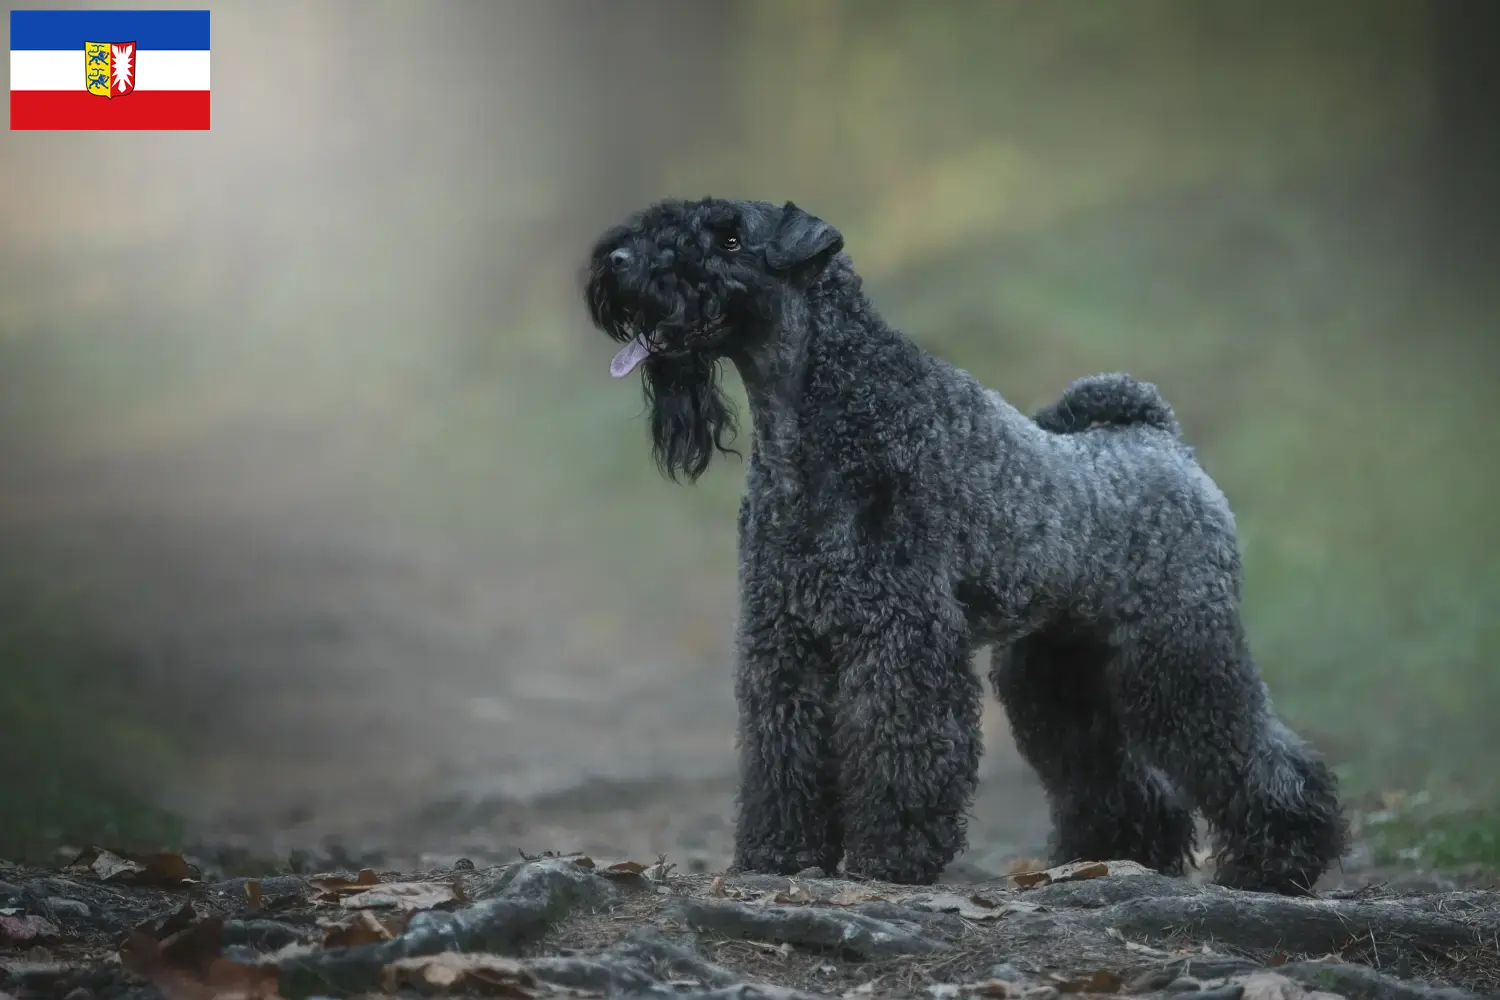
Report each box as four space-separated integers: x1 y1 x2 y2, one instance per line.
765 202 844 274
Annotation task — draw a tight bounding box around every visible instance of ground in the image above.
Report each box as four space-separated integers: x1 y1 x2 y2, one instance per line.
3 849 1498 1000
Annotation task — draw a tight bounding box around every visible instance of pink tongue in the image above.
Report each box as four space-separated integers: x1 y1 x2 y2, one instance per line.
610 335 651 378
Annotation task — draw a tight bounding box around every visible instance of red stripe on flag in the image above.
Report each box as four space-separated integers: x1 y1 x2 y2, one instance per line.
10 90 210 130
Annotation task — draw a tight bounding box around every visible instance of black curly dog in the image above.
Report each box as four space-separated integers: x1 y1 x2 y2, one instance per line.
583 197 1348 894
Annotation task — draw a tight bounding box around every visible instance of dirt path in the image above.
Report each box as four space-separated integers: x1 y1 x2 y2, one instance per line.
3 853 1496 999
0 427 1051 877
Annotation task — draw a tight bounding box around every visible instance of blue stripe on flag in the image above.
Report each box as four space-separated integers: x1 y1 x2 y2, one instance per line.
9 9 210 51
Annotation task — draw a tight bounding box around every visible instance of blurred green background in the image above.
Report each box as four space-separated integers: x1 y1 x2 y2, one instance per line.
1 0 1496 867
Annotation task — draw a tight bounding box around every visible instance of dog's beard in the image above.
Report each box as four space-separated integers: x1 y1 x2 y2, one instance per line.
642 353 739 483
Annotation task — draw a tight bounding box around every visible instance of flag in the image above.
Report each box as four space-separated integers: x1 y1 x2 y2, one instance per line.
10 9 210 130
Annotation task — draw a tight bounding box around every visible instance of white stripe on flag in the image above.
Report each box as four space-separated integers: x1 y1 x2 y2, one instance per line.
9 49 210 91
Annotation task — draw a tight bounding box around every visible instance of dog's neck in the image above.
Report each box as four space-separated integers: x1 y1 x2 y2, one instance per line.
729 264 903 477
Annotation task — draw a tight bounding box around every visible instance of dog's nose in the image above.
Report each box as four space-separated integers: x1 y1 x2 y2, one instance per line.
608 248 632 268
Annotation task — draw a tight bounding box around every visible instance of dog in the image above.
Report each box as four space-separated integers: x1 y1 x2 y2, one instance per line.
583 197 1348 893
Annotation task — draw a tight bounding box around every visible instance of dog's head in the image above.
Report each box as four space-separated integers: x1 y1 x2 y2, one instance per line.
584 198 844 482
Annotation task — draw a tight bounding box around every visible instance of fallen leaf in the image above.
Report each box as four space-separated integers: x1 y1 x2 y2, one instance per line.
0 915 59 943
147 901 200 942
709 876 727 897
244 880 262 910
773 879 815 905
66 847 139 881
1047 969 1123 994
196 957 283 1000
828 887 887 906
321 910 398 948
158 915 227 977
383 952 539 996
341 880 462 913
308 868 381 901
121 908 284 1000
598 860 648 878
1239 973 1303 1000
65 847 193 886
571 856 596 869
903 892 1027 921
1013 860 1150 890
133 853 196 885
645 854 676 881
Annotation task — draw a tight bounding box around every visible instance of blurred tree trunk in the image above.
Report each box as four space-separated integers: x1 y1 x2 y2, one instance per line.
1427 0 1500 271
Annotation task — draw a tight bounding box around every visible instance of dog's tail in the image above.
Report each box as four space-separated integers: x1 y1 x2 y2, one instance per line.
1033 373 1180 437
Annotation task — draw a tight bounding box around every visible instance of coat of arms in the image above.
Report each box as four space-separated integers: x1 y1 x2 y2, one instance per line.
85 41 136 99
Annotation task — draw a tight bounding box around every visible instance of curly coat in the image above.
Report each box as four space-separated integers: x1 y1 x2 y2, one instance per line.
583 197 1347 893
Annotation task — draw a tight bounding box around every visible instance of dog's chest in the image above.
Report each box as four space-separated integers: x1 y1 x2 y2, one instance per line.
738 471 892 633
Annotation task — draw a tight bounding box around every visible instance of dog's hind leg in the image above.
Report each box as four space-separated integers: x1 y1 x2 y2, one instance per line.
835 600 983 885
731 621 844 876
1110 606 1349 895
991 631 1196 875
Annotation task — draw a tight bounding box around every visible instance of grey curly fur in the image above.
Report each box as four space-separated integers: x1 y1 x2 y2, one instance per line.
584 197 1348 894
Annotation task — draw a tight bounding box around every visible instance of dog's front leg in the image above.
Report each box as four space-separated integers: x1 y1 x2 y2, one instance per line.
731 621 842 875
835 604 983 885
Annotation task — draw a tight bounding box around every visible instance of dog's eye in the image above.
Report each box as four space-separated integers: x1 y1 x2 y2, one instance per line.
719 235 741 252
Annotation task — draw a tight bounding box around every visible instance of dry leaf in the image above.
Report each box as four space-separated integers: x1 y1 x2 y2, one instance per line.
66 847 138 881
120 911 283 1000
341 881 461 913
158 915 227 976
1014 859 1151 890
772 879 815 905
244 880 262 910
134 853 196 885
903 892 1022 921
1047 969 1123 994
571 856 596 869
321 910 398 948
598 860 648 878
709 876 727 897
0 915 59 943
308 868 381 901
383 952 539 996
65 847 193 886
